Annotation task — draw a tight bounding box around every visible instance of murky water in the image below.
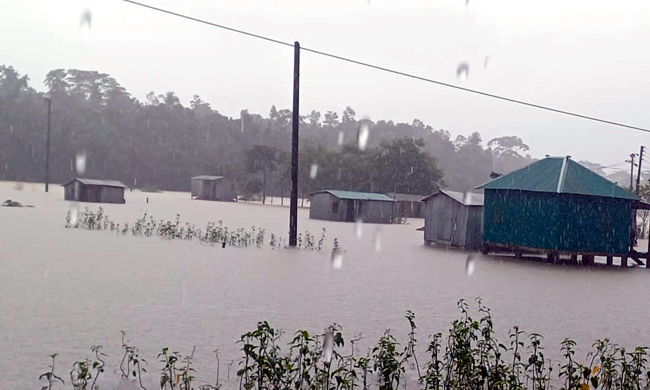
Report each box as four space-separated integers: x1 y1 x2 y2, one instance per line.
1 182 649 389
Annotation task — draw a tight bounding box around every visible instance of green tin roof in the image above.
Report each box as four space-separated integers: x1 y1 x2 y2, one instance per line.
311 190 394 201
477 156 639 201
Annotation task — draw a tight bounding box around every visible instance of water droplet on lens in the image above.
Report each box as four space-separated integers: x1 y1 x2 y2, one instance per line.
456 62 470 81
331 249 343 269
358 122 370 150
69 205 79 226
465 254 476 277
354 218 363 239
484 56 490 68
373 229 382 252
76 151 86 175
338 131 344 145
80 9 92 41
322 332 333 363
310 164 318 179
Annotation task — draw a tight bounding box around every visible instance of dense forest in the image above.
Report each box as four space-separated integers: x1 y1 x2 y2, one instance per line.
0 65 535 198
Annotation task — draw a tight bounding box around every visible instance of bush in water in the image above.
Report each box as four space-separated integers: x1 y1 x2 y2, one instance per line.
64 207 332 252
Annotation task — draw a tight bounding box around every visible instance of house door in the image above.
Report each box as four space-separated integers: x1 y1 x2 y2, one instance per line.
346 201 355 222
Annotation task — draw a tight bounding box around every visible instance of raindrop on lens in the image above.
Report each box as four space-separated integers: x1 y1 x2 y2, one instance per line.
322 331 333 363
310 164 318 179
70 205 79 226
79 9 92 41
373 229 382 252
484 56 490 68
331 248 343 269
76 151 86 175
358 122 370 150
456 62 470 81
338 131 344 145
354 218 363 239
465 254 476 277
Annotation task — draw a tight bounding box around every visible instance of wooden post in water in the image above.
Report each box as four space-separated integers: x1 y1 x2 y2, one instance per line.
622 256 628 268
289 41 300 247
606 256 613 266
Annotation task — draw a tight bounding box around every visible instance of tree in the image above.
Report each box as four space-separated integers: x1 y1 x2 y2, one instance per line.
341 106 356 124
158 91 180 107
369 137 443 194
324 111 340 127
246 145 279 204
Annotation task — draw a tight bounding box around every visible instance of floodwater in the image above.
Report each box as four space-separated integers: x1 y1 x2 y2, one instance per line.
1 182 649 389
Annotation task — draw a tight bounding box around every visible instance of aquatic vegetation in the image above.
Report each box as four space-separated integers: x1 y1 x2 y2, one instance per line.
38 299 650 389
64 207 333 252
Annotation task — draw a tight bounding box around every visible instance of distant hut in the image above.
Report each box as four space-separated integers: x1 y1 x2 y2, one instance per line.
386 193 426 218
309 190 395 224
421 190 484 251
62 178 126 204
478 156 648 264
191 176 237 202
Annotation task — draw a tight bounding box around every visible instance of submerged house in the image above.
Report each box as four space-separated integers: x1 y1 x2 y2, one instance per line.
478 156 646 263
309 190 394 224
386 193 426 218
62 178 126 204
421 190 484 251
191 176 237 201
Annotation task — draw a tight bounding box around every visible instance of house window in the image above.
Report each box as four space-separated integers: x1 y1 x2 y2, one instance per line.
332 201 339 213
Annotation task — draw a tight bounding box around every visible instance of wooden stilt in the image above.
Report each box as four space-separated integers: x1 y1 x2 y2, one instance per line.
607 256 613 266
570 254 578 265
582 255 595 266
621 256 628 268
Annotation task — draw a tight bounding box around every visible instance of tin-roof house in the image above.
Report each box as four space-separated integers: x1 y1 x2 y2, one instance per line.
309 190 395 224
62 178 126 204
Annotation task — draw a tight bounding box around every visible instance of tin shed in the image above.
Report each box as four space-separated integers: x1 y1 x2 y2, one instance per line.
386 193 426 218
309 190 394 224
191 176 237 201
422 190 484 250
62 178 126 204
478 156 640 256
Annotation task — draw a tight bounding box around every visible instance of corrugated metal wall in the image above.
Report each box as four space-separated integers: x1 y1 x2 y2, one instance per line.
483 189 631 254
309 193 393 223
423 193 483 250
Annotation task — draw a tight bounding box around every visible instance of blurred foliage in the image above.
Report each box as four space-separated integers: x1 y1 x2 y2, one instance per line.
0 65 533 194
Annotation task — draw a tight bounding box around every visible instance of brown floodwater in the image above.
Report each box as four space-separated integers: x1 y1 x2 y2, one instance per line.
1 182 648 389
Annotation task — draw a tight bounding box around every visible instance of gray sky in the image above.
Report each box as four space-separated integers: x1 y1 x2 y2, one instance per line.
2 0 650 169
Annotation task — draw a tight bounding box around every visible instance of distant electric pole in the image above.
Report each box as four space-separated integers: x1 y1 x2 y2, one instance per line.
289 41 300 247
636 146 645 195
626 153 638 191
44 97 52 192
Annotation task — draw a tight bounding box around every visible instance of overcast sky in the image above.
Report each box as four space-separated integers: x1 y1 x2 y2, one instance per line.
2 0 650 169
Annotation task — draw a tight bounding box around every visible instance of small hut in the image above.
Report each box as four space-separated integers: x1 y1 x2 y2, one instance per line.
421 190 484 250
478 156 647 264
62 178 126 204
191 176 237 202
386 193 425 218
309 190 394 224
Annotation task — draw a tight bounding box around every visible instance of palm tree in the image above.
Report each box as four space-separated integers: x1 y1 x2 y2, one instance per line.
158 91 181 107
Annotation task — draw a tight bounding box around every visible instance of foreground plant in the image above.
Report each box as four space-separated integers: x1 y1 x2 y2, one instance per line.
41 299 650 390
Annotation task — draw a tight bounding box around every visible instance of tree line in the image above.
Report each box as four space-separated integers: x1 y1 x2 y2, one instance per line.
0 65 534 198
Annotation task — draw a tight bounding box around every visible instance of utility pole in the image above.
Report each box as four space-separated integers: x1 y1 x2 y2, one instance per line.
626 153 638 191
636 146 645 195
289 41 300 247
44 97 52 192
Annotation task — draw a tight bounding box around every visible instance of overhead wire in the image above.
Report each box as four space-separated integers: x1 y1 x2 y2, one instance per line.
121 0 650 134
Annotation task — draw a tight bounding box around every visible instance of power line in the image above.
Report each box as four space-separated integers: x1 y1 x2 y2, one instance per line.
122 0 650 134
